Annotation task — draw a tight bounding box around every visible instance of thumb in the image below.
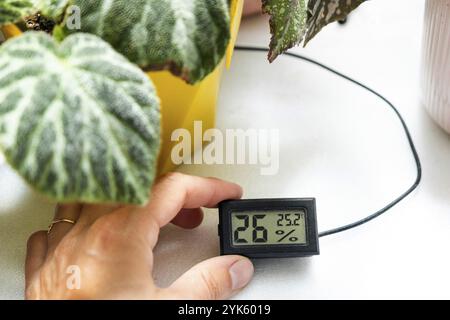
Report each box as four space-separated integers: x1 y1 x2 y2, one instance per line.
166 256 254 300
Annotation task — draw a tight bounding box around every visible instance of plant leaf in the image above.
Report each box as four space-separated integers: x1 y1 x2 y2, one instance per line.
307 0 317 21
33 0 70 21
0 0 34 26
0 32 161 205
262 0 307 62
63 0 231 84
304 0 365 45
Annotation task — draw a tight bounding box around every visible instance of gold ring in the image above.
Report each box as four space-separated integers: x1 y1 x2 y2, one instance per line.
47 219 77 234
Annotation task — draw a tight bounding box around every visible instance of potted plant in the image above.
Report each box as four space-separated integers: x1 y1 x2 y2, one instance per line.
0 0 365 206
421 0 450 133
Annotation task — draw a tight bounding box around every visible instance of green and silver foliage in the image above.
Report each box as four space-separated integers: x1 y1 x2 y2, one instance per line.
33 0 70 21
0 0 34 26
304 0 365 45
0 0 69 27
264 0 366 61
64 0 231 84
262 0 307 63
0 32 161 205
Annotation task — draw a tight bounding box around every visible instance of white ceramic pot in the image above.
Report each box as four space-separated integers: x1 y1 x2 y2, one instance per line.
421 0 450 133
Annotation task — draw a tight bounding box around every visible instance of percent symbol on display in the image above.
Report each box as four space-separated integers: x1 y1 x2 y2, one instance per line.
276 229 298 243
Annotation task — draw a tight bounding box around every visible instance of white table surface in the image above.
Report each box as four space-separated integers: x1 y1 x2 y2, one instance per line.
1 0 450 300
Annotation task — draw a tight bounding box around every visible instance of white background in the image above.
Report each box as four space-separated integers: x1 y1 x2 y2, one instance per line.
1 0 449 299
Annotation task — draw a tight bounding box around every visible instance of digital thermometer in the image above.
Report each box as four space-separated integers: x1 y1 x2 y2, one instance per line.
218 198 319 259
214 47 423 259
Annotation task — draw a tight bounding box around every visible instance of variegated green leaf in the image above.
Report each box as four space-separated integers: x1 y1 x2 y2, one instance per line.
0 32 161 205
304 0 365 45
262 0 307 62
0 0 34 26
63 0 231 84
32 0 70 21
307 0 317 21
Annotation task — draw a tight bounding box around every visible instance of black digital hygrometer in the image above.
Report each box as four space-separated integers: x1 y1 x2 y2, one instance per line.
218 198 319 259
214 47 423 259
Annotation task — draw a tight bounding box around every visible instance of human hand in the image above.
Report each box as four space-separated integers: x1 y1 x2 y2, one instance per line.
25 173 254 300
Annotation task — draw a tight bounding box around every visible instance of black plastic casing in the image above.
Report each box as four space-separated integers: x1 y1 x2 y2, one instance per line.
218 198 320 259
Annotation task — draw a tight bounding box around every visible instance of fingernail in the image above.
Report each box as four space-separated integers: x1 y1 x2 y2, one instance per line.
229 259 254 290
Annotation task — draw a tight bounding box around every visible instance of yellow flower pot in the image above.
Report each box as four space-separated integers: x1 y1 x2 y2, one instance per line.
0 0 244 175
151 0 244 174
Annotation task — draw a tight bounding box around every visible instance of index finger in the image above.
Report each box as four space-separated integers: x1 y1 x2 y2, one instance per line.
139 173 243 228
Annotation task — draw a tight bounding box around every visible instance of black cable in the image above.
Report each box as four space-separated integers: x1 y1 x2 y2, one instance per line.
234 45 422 238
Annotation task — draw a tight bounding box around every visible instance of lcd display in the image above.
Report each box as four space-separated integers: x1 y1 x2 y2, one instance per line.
231 209 307 246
